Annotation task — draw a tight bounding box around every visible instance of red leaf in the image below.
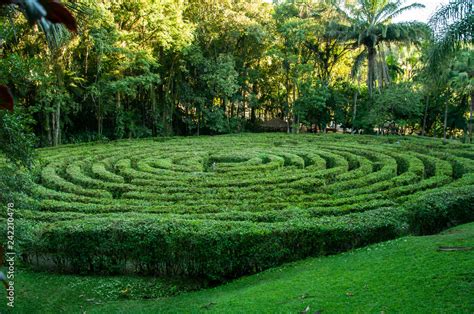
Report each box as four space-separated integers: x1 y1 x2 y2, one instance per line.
40 0 77 33
0 85 13 112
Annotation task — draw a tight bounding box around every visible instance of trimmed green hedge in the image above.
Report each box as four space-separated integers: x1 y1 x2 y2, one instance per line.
8 182 472 279
17 208 404 279
2 133 473 280
404 185 474 234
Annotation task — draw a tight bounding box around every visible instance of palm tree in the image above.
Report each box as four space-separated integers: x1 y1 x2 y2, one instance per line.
336 0 429 97
448 51 473 143
428 0 473 65
428 0 473 142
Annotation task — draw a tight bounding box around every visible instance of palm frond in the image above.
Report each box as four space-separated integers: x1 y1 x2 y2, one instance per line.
65 1 94 27
429 15 474 70
39 19 72 50
384 22 431 44
373 2 398 25
331 3 354 24
429 0 473 33
379 3 425 24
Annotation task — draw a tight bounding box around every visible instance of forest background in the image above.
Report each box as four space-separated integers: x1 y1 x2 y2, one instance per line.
0 0 472 147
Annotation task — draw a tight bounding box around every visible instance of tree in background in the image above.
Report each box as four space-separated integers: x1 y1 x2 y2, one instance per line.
447 50 473 142
337 0 429 97
427 0 473 142
0 0 76 206
0 0 471 143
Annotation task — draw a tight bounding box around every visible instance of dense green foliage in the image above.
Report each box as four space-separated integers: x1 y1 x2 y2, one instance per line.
0 111 36 207
1 134 472 279
6 222 474 313
0 111 35 168
0 0 472 144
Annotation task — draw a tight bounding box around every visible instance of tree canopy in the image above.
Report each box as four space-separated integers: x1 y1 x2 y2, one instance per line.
0 0 472 145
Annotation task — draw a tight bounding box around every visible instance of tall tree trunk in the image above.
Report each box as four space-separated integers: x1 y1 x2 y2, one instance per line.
115 91 124 139
45 112 52 146
52 55 63 146
296 115 300 134
197 107 201 136
377 59 383 91
96 95 103 137
352 90 358 134
51 102 61 146
367 47 376 98
158 83 167 136
443 102 448 144
469 91 473 144
250 106 256 124
160 57 175 136
98 115 103 137
382 52 391 87
51 112 56 146
117 91 121 111
85 44 89 76
250 83 258 124
422 96 429 137
242 89 247 120
293 84 297 133
285 61 290 134
151 85 157 137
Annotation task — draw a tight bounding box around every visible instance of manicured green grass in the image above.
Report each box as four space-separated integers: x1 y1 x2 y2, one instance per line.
4 222 474 313
2 270 203 313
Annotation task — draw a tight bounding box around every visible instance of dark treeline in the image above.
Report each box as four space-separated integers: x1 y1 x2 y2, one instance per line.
0 0 472 146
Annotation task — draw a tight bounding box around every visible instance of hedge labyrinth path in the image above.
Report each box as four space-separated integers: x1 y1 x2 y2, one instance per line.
12 134 474 278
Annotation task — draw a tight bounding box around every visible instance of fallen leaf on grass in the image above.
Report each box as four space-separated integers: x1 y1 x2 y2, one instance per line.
437 246 473 252
201 302 217 309
300 293 316 300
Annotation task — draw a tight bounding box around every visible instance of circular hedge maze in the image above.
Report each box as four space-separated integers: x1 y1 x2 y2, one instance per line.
12 134 474 279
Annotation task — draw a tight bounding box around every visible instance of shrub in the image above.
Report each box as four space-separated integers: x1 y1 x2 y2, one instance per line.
5 133 473 279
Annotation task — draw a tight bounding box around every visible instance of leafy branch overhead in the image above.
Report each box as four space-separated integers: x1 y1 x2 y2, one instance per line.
0 0 77 111
0 0 77 32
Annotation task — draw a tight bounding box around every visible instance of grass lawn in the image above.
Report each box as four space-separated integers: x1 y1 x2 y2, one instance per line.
3 222 474 313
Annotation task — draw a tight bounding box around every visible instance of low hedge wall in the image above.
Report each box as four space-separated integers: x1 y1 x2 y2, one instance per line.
16 208 404 279
1 134 472 281
1 182 470 280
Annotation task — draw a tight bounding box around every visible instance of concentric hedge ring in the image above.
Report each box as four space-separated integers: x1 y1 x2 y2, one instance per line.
13 134 474 279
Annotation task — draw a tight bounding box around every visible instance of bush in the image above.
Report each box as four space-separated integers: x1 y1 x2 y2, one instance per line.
4 133 473 280
404 185 474 234
22 208 406 279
